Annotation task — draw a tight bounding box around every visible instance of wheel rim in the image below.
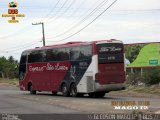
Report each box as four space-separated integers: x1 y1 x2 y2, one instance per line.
62 86 67 93
62 84 70 97
30 85 33 92
71 88 75 95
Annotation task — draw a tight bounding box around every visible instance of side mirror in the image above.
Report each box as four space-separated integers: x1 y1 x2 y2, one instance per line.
14 65 18 70
14 65 19 75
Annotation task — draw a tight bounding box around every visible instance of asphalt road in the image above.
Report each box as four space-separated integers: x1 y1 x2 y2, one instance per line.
0 85 159 116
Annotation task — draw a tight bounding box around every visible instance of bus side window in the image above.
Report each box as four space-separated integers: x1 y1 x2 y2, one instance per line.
70 47 80 60
45 49 56 62
56 48 69 61
82 45 92 60
70 46 92 61
63 48 70 61
28 50 45 63
28 51 36 63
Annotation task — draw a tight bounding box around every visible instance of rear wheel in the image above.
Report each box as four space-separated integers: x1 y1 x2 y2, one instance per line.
70 84 78 97
77 93 84 97
88 92 105 98
96 92 106 98
29 84 36 95
88 93 95 98
62 84 70 97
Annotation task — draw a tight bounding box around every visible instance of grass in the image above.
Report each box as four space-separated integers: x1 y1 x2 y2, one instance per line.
116 84 160 96
129 85 160 94
0 78 19 86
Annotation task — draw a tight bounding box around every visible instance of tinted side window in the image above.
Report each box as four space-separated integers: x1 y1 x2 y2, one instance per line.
63 48 70 61
28 50 45 63
70 47 80 60
56 49 63 61
45 48 69 62
45 49 56 62
70 45 92 60
56 48 69 61
80 45 92 60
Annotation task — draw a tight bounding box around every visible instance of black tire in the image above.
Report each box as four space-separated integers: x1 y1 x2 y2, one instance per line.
96 92 106 98
52 91 57 96
70 84 78 97
62 84 70 97
88 92 105 98
29 84 36 95
88 93 95 98
77 93 84 97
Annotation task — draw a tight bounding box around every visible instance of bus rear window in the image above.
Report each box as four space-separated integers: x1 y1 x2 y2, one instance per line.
97 43 124 64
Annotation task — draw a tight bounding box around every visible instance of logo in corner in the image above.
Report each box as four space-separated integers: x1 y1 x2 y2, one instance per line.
8 1 18 8
2 1 25 23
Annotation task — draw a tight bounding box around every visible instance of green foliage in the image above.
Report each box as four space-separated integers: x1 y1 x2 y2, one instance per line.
126 43 160 86
126 72 145 85
143 68 160 85
126 68 160 85
0 56 18 78
125 44 144 63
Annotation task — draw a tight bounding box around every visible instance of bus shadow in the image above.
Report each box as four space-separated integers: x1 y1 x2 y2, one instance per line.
23 92 124 100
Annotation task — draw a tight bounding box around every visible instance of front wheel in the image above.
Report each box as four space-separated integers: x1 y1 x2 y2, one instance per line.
29 84 36 95
52 91 57 96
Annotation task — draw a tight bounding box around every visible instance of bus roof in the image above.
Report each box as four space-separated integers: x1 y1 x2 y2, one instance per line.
23 39 122 52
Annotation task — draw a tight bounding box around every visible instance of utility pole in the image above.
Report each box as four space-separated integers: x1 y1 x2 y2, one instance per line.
32 22 46 46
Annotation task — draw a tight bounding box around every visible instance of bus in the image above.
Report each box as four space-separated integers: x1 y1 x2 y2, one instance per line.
19 39 126 97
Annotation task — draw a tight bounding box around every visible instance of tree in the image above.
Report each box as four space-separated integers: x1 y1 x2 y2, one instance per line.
125 44 145 63
8 56 14 63
0 56 18 78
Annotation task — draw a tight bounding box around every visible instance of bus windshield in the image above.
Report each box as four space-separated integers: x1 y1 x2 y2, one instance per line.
97 43 124 64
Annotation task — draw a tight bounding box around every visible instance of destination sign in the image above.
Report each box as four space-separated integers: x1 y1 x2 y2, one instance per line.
97 43 123 54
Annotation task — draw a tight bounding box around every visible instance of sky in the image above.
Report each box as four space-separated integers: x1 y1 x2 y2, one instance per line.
0 0 160 60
